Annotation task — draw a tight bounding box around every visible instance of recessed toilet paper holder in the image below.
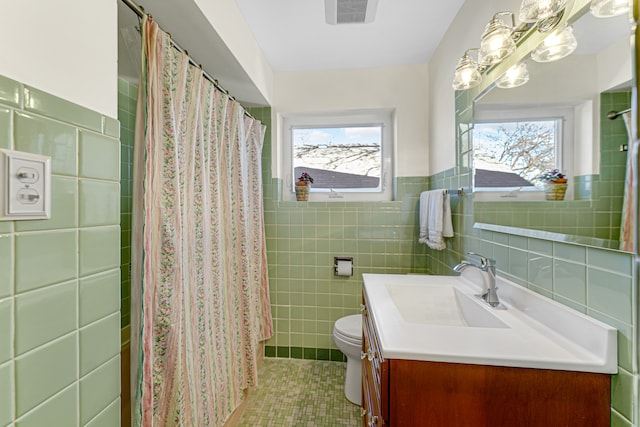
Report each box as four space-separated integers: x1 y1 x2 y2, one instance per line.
334 257 354 276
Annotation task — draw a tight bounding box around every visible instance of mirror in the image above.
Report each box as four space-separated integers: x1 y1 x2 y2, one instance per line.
470 6 633 251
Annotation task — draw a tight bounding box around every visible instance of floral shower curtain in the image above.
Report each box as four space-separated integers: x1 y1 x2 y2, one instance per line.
620 112 635 252
131 16 273 426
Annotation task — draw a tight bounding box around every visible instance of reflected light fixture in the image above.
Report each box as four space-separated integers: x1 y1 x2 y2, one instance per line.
452 49 482 90
478 12 517 66
519 0 568 31
590 0 630 18
496 62 530 88
531 25 577 62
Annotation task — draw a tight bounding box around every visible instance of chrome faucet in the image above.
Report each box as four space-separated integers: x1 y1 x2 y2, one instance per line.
453 252 501 308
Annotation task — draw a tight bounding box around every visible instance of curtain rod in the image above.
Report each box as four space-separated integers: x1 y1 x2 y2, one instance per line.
119 0 257 120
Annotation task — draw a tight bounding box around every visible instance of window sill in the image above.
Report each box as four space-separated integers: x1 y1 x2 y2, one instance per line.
473 188 577 202
278 199 400 208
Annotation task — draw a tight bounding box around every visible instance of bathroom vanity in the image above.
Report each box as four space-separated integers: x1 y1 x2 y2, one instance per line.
361 273 617 427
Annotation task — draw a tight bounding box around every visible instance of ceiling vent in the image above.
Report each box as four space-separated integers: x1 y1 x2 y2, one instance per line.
325 0 379 24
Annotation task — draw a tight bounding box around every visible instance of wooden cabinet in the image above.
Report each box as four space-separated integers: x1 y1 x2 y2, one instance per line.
362 297 611 427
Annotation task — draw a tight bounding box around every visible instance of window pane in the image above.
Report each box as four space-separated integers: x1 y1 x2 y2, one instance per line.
292 125 382 190
473 119 558 188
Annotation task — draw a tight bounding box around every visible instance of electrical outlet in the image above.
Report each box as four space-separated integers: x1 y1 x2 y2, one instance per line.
0 149 51 220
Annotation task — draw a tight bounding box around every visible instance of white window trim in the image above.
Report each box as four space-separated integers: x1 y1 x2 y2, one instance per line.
473 105 575 201
281 109 394 202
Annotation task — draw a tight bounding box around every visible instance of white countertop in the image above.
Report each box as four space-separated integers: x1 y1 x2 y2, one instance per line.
362 273 618 374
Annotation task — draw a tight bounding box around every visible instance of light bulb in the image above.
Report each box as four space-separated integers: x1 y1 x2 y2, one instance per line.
519 0 568 23
452 51 482 90
496 63 530 88
478 13 516 66
531 25 577 62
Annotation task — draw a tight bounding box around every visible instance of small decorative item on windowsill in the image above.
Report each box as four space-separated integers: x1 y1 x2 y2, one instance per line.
539 169 567 200
295 172 313 201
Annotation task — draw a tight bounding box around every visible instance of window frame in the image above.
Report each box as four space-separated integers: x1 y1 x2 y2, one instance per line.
281 109 394 202
472 105 574 200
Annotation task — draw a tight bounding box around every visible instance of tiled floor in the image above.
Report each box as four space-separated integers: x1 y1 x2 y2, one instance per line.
237 358 361 426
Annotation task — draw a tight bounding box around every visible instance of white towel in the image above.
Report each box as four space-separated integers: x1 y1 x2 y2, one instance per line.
418 190 454 250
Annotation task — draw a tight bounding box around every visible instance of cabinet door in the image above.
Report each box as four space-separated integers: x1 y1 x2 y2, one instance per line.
389 359 611 427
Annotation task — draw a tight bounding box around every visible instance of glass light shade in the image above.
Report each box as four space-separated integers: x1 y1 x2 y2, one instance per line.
478 18 516 66
519 0 568 23
531 25 577 62
452 53 482 90
496 63 530 88
590 0 630 17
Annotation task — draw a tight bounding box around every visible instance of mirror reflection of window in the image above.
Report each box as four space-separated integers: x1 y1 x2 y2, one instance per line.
472 118 561 189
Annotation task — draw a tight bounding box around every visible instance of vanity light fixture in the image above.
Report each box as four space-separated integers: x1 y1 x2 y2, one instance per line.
496 62 530 88
519 0 568 31
478 12 517 66
590 0 630 17
531 24 577 62
452 48 483 90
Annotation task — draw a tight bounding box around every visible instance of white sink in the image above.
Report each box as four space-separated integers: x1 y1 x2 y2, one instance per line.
385 283 508 328
363 273 618 374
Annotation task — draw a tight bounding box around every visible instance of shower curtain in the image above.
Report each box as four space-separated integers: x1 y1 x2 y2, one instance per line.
620 112 635 252
131 16 273 426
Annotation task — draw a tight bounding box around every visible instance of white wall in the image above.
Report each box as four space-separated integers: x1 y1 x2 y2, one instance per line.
597 36 632 92
479 56 599 106
272 65 429 179
194 0 275 104
0 0 117 118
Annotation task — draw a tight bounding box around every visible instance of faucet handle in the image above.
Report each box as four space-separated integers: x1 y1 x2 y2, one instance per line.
466 252 496 267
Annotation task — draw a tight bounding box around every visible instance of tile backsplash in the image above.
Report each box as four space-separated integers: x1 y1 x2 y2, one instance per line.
0 74 121 426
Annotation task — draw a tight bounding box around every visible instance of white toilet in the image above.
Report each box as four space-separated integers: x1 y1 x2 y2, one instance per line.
333 314 363 405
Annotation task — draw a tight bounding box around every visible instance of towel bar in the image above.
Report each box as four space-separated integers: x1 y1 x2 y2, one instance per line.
445 188 465 196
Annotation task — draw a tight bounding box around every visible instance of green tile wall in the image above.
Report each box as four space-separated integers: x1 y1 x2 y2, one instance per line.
117 78 137 343
248 107 432 360
0 74 121 426
426 76 638 425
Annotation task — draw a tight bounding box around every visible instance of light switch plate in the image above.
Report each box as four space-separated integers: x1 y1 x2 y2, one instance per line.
0 149 51 220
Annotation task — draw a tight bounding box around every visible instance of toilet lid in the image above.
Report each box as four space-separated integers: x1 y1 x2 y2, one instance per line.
335 314 362 340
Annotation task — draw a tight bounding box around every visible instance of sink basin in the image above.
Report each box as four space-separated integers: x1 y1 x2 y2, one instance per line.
363 273 618 374
385 283 508 328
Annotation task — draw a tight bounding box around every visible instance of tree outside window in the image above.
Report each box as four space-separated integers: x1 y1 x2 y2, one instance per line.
473 119 560 188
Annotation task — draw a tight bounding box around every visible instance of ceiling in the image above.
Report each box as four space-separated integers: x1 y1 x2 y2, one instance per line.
117 1 629 106
233 0 466 71
118 0 465 105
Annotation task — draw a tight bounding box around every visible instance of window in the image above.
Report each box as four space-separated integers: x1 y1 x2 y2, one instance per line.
282 110 393 201
473 118 560 188
472 106 573 200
